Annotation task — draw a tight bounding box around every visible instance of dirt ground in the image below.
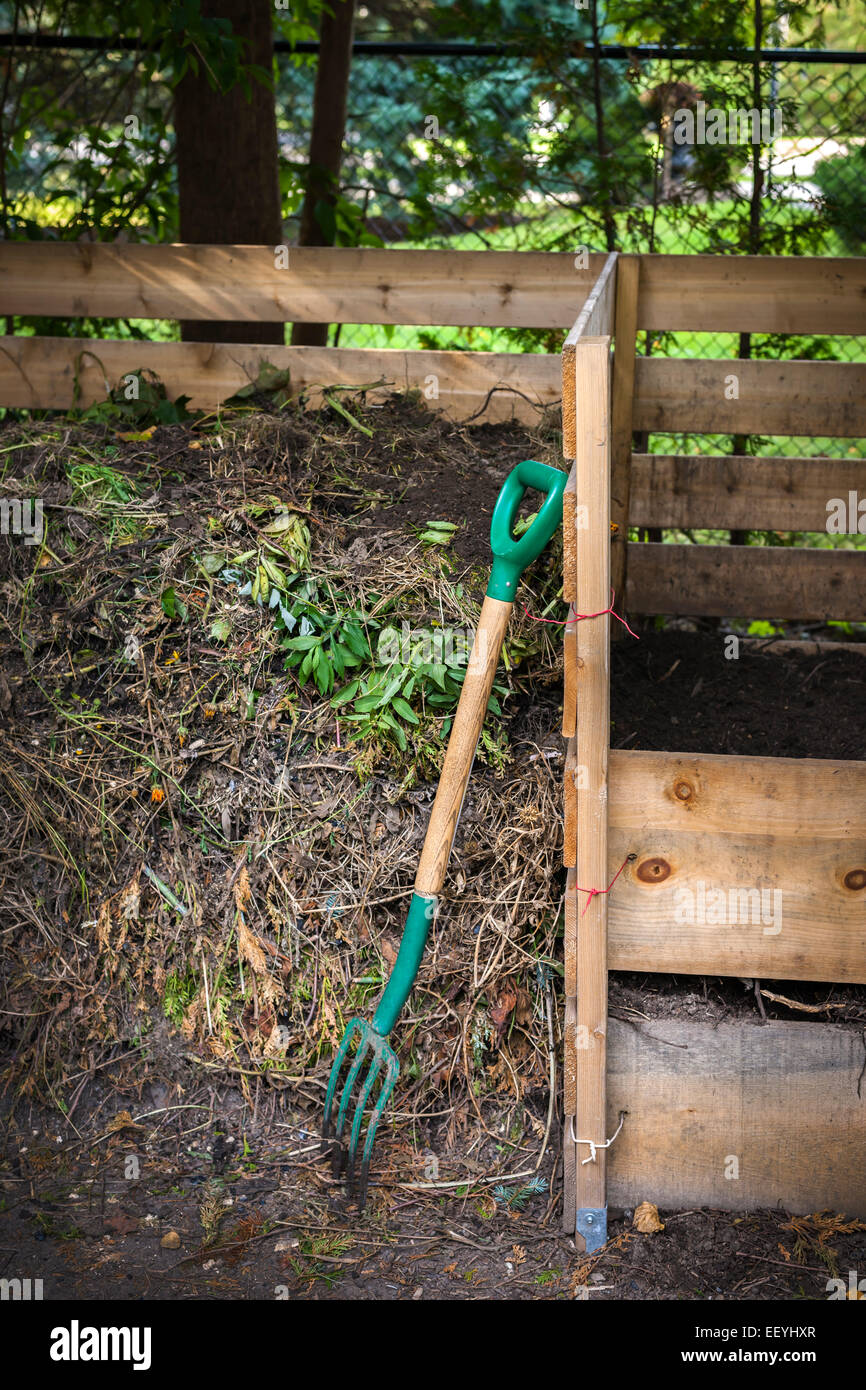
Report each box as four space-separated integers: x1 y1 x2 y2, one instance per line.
4 1095 866 1302
1 392 864 1301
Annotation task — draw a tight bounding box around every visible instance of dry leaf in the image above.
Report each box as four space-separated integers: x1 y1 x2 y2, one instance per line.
96 899 113 951
633 1200 664 1234
490 988 518 1042
106 1110 144 1135
105 1211 139 1235
117 872 141 922
237 914 267 975
233 864 252 912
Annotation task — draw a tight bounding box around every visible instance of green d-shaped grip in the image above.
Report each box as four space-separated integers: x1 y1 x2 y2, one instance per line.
486 460 567 602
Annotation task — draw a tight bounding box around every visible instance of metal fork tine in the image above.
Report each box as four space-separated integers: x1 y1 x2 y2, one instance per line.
346 1052 383 1196
321 1018 400 1204
331 1031 370 1177
356 1048 400 1210
322 1017 364 1146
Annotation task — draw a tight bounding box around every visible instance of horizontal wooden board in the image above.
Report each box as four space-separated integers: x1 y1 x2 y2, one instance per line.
0 336 562 422
606 1018 866 1217
0 244 601 328
634 358 866 437
609 749 866 841
636 254 866 335
630 453 866 532
563 749 866 984
625 542 866 621
4 246 863 335
609 749 866 983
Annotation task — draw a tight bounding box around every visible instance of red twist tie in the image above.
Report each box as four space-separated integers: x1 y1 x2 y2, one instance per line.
522 589 639 641
575 854 637 917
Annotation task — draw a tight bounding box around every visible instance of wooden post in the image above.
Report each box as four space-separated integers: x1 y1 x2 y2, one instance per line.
610 255 639 625
565 337 612 1249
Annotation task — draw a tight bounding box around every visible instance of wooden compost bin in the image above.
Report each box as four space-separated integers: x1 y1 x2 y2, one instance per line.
2 243 864 1235
561 252 866 1245
0 243 611 420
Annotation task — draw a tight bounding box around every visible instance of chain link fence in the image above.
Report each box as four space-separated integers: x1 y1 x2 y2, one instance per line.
3 34 864 459
303 45 864 464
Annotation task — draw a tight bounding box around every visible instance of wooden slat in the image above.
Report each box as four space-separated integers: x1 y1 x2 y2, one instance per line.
563 735 578 865
0 336 561 422
631 453 866 531
625 542 866 621
562 255 617 460
561 463 577 613
564 252 618 347
561 618 578 742
569 338 611 1238
634 357 866 437
4 246 863 335
636 254 866 335
606 1018 866 1217
0 243 603 328
610 256 640 608
603 749 866 984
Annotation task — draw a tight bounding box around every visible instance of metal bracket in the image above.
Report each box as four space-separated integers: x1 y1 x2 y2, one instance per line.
576 1206 607 1253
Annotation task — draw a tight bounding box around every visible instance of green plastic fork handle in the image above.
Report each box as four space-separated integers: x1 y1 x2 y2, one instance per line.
373 892 436 1036
486 460 567 602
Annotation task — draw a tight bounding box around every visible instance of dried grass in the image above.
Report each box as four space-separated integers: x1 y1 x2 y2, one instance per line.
0 397 566 1187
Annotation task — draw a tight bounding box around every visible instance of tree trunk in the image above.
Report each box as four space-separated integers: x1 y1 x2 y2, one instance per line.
174 0 282 344
291 0 355 347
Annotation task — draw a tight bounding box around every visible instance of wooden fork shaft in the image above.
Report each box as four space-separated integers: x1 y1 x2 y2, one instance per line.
414 595 512 896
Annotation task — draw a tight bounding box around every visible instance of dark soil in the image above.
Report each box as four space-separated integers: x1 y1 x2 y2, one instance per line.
4 1098 865 1302
1 394 864 1303
611 630 864 762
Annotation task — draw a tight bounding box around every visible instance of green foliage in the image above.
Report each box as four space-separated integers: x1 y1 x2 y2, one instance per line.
79 370 195 427
492 1175 549 1209
812 142 866 254
163 966 197 1025
224 531 509 774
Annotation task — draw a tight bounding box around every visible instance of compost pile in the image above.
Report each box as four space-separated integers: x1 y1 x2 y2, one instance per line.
2 391 864 1212
0 394 570 1198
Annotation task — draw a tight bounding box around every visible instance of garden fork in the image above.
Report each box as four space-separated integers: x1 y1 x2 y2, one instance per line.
322 460 566 1208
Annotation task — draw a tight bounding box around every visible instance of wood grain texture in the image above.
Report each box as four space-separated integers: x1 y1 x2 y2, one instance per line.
561 463 577 609
561 750 866 983
414 597 512 896
0 243 601 327
0 336 561 422
4 245 861 334
626 542 866 621
610 256 640 609
563 252 618 349
561 619 578 742
606 1018 866 1216
636 254 866 335
562 995 578 1230
634 357 866 437
630 453 866 532
570 339 611 1228
609 750 866 841
562 255 617 461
